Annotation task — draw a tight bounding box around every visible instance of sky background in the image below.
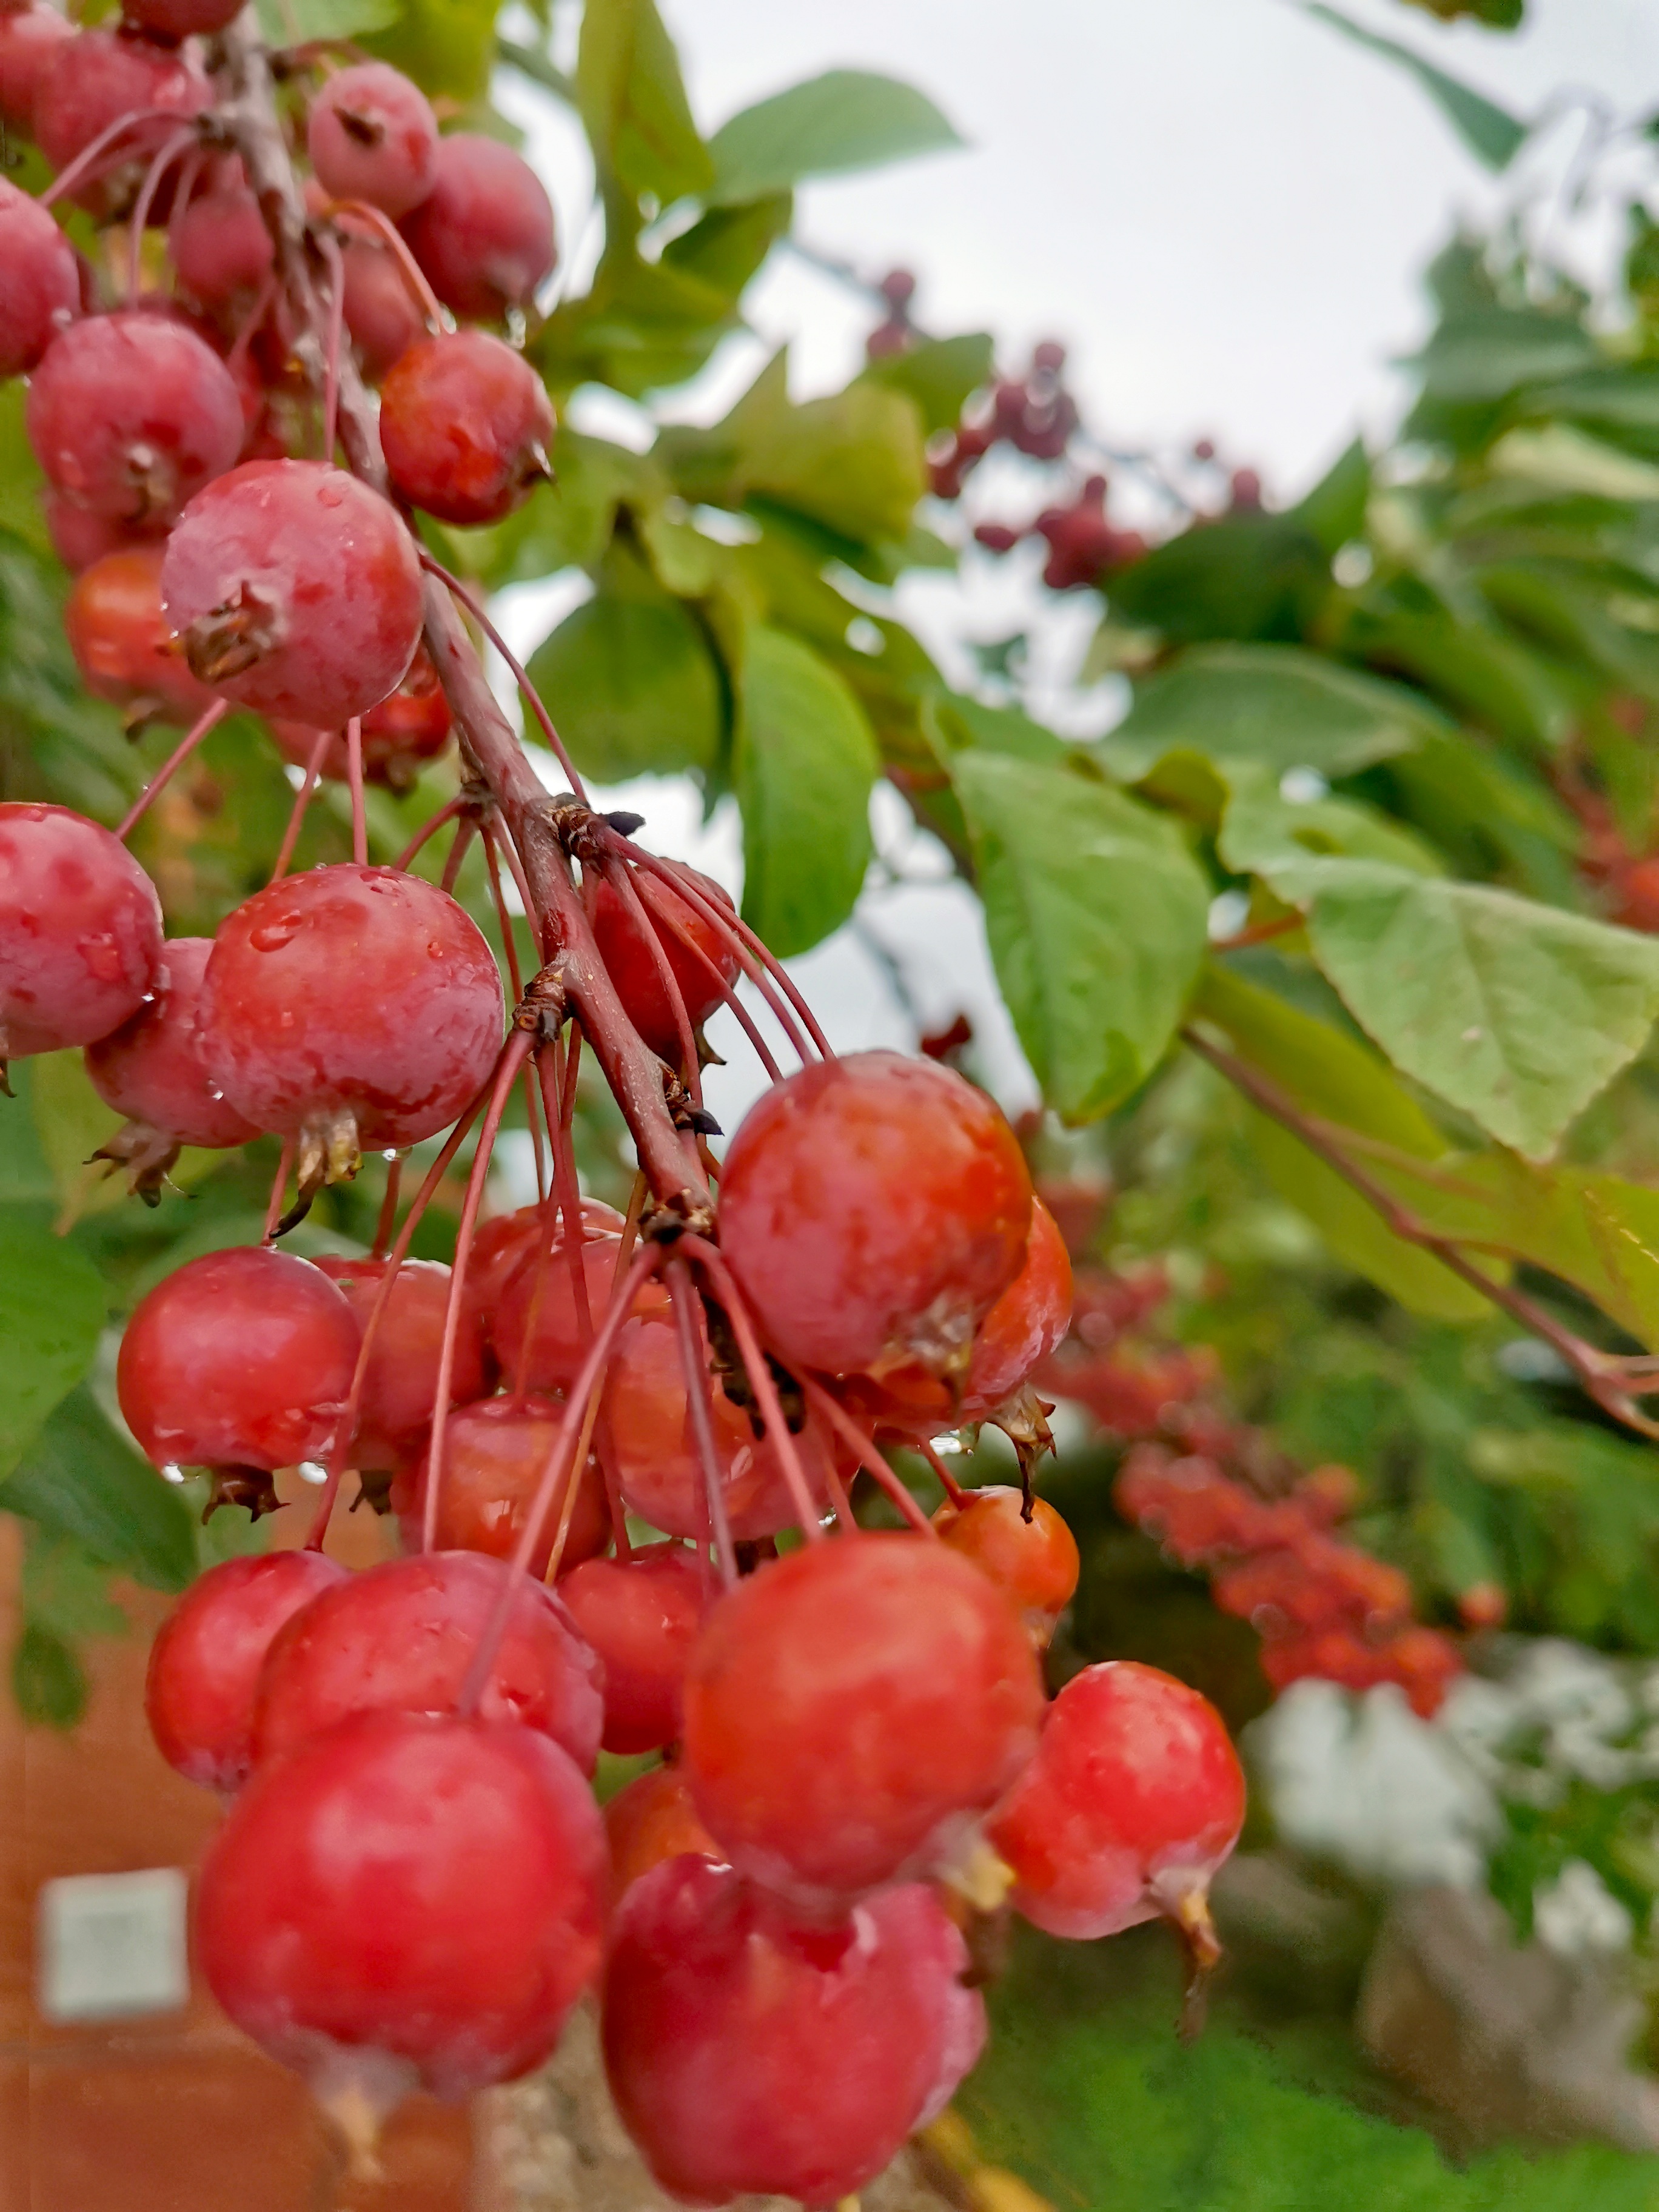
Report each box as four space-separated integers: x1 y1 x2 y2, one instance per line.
486 0 1659 1162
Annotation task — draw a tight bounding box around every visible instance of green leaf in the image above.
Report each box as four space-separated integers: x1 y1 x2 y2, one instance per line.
576 0 713 204
1302 4 1527 170
25 1049 225 1228
1100 645 1445 783
22 1532 128 1643
0 1211 108 1478
735 626 879 957
365 0 489 98
707 69 962 204
2 1386 196 1593
927 691 1071 769
1107 517 1332 646
12 1621 87 1730
951 753 1208 1122
256 0 398 42
525 541 725 783
1218 762 1444 879
1290 438 1372 555
859 333 995 435
1410 307 1598 407
434 434 659 589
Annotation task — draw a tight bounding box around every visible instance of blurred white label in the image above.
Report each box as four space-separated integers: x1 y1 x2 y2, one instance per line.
37 1868 189 2023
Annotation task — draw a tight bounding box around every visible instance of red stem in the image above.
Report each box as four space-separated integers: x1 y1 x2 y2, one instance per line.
344 714 367 863
127 126 197 299
317 196 442 326
394 789 468 872
270 726 332 881
420 554 588 800
622 845 816 1066
441 815 477 893
262 1136 295 1242
802 1376 936 1535
481 825 546 1199
666 1255 737 1587
41 106 199 210
630 870 784 1082
116 699 229 840
920 1435 968 1507
602 856 701 1099
370 1153 402 1259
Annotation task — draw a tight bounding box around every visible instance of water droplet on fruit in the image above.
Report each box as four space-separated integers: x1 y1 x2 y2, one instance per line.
250 915 302 951
160 1463 185 1484
297 1460 329 1485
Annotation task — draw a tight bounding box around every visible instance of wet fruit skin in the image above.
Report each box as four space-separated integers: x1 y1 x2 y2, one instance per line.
399 133 555 322
85 935 261 1151
718 1050 1033 1384
962 1194 1073 1416
117 1245 361 1474
65 545 221 723
0 5 74 136
306 61 438 220
0 177 77 377
0 802 162 1061
310 1255 488 1473
27 312 244 526
682 1533 1044 1911
269 646 453 793
338 233 427 381
199 864 505 1150
196 1710 606 2102
492 1232 668 1396
169 181 275 308
161 460 424 726
934 1486 1081 1646
986 1660 1246 1942
558 1548 705 1755
33 28 210 213
395 1393 610 1577
603 1857 985 2207
380 330 553 527
145 1550 349 1792
602 1766 720 1905
250 1549 604 1776
589 865 740 1063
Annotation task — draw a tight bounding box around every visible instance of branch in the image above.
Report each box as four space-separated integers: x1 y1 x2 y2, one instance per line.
1181 1024 1659 1441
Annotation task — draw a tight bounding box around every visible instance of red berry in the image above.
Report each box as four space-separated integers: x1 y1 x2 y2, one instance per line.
145 1549 349 1792
307 62 438 220
310 1255 488 1472
122 0 244 38
196 1711 605 2115
493 1232 667 1395
558 1547 704 1755
117 1245 361 1476
64 545 220 723
379 330 552 526
27 312 243 526
603 1765 719 1905
589 865 741 1062
169 178 274 308
85 934 261 1162
603 1857 985 2205
0 178 76 376
682 1534 1043 1909
718 1050 1033 1384
395 1393 610 1576
987 1661 1245 1943
269 648 452 793
964 1195 1073 1414
199 863 504 1154
0 4 73 135
934 1487 1080 1646
251 1549 603 1774
162 459 423 725
44 494 158 574
458 1196 622 1362
0 802 161 1067
601 1310 837 1543
400 133 555 323
338 232 427 380
34 28 209 214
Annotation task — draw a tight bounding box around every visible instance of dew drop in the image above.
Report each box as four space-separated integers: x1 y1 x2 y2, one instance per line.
159 1463 186 1484
250 914 302 952
297 1460 329 1486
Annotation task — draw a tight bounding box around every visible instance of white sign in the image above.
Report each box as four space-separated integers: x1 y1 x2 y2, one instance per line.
36 1868 190 2024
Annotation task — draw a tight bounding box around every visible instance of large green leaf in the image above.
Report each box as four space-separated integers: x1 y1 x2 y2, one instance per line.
1410 307 1599 407
526 543 725 783
951 753 1208 1122
707 69 962 204
1218 763 1445 880
858 333 994 435
576 0 712 204
734 627 878 957
257 0 397 42
1303 4 1527 170
1106 517 1332 646
2 1386 196 1593
365 0 491 98
0 1211 109 1478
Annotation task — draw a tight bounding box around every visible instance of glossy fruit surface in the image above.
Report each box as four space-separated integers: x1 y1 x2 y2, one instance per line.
145 1549 349 1792
0 802 161 1061
161 460 423 725
603 1766 720 1905
251 1549 603 1774
122 0 244 38
0 4 73 134
400 133 554 321
589 865 740 1062
199 864 504 1149
118 1245 361 1473
197 1711 605 2103
397 1393 609 1576
987 1660 1245 1941
603 1857 985 2205
493 1232 665 1395
719 1050 1033 1382
65 545 219 723
85 934 260 1150
682 1533 1044 1908
27 312 243 525
268 648 451 792
307 62 437 218
601 1311 834 1543
338 233 426 380
934 1486 1080 1645
169 181 274 307
33 29 210 210
309 1255 486 1471
0 176 76 377
963 1195 1073 1415
380 330 552 526
558 1548 703 1755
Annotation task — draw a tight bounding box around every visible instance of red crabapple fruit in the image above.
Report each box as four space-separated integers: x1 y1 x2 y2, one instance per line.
169 179 275 308
122 0 246 41
682 1533 1043 1909
934 1486 1080 1647
267 648 452 792
33 29 210 213
400 133 555 321
492 1232 666 1395
250 1549 603 1774
145 1549 349 1792
0 178 76 377
461 1198 625 1351
603 1857 985 2206
396 1395 610 1577
379 330 553 526
589 865 741 1063
44 495 158 574
718 1050 1033 1385
196 1711 605 2128
161 460 423 726
27 312 243 525
117 1245 361 1489
199 863 504 1168
987 1660 1245 1946
307 62 438 219
0 802 161 1072
558 1547 704 1755
338 233 427 380
64 546 220 724
603 1765 720 1905
0 4 73 135
310 1255 488 1472
963 1193 1073 1415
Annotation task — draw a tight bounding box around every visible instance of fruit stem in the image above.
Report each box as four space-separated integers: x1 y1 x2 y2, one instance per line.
393 788 468 871
270 725 332 881
126 126 198 301
370 1153 402 1258
115 699 229 840
920 1436 969 1507
480 826 548 1199
601 855 702 1099
315 195 443 326
799 1378 937 1537
317 227 347 464
39 106 199 210
344 714 367 863
665 1253 738 1586
419 552 588 801
262 1136 296 1242
645 878 785 1081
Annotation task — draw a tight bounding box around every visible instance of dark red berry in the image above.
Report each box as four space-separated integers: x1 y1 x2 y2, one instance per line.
589 865 741 1062
34 28 209 215
0 176 76 377
65 545 220 724
379 330 553 526
400 133 555 322
307 62 438 220
0 802 161 1068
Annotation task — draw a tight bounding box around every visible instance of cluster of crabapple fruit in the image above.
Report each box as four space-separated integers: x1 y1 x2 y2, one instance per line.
0 12 1251 2196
